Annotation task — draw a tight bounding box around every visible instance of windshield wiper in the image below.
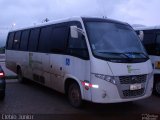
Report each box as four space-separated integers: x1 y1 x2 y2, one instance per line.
98 52 130 58
123 52 148 58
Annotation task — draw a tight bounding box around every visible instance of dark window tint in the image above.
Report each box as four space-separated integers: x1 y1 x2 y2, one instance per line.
7 32 15 49
143 31 156 45
20 30 30 51
12 31 21 50
68 32 87 49
50 26 69 52
68 24 89 59
68 33 89 59
38 26 52 52
28 28 40 52
156 34 160 50
143 30 156 54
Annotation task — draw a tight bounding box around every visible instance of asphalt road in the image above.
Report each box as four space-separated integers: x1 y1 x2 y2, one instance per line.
0 80 160 120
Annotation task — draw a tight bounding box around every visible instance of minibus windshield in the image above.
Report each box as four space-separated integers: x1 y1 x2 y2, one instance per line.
84 21 148 61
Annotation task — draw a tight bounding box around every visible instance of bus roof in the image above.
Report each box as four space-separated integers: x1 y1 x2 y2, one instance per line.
9 16 82 32
9 16 129 32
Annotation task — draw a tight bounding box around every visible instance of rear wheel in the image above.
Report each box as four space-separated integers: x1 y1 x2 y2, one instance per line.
17 68 25 83
68 82 83 108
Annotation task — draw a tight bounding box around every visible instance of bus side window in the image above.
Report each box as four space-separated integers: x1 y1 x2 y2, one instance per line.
28 28 40 52
38 26 52 53
20 30 30 51
50 26 69 53
143 31 156 55
12 31 21 50
68 27 89 60
6 32 15 50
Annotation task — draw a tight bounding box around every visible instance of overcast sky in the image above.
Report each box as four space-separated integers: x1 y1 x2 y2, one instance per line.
0 0 160 45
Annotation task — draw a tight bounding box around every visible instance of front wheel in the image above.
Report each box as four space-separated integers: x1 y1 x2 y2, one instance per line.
68 82 83 108
154 80 160 96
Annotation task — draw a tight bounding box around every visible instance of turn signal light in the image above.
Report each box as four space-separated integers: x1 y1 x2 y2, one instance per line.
81 81 99 90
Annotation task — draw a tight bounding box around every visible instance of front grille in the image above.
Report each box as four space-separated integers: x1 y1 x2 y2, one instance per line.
123 88 144 97
119 75 147 84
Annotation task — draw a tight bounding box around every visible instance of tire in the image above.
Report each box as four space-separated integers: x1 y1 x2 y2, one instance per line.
68 82 83 108
17 68 25 83
154 80 160 96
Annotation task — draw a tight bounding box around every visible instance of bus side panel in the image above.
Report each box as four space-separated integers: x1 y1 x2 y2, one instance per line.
50 54 91 101
6 50 17 73
5 50 29 76
50 54 65 92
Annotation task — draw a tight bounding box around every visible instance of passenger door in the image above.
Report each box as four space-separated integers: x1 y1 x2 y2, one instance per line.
37 26 52 87
28 28 42 81
49 25 69 92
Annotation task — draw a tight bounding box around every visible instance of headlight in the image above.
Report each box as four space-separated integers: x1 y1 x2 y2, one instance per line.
94 74 116 85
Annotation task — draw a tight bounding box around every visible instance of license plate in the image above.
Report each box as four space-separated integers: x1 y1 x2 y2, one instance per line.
130 84 142 90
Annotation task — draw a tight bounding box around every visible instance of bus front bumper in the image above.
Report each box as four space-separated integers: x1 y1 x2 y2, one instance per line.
89 74 153 103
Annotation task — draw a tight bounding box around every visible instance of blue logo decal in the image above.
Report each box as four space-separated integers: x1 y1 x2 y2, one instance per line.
66 58 70 66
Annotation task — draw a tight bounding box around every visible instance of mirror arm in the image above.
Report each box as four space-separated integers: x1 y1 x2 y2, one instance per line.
77 28 85 35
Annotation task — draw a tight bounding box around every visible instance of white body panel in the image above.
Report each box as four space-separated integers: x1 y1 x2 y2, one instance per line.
108 60 152 76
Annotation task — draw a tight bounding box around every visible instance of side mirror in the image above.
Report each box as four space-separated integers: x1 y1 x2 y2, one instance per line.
139 30 144 41
70 26 78 38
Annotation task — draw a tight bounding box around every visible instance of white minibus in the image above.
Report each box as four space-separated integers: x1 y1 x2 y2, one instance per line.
6 17 153 107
